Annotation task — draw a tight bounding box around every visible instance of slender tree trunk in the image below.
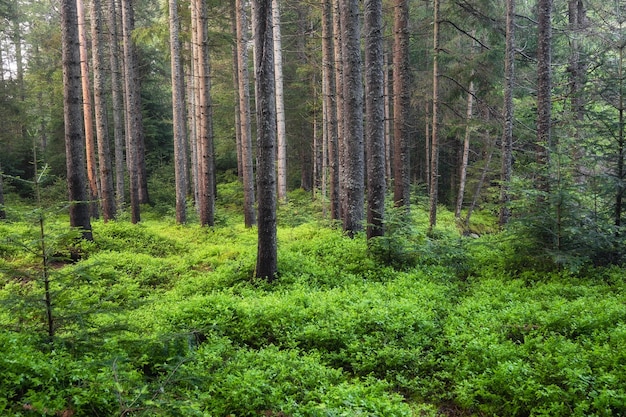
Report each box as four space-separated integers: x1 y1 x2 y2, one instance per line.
384 50 392 185
536 0 552 197
333 0 345 220
170 0 188 224
108 0 125 209
341 0 365 236
465 140 494 227
230 2 243 182
429 0 441 232
273 0 287 203
236 0 257 227
77 0 99 218
193 0 216 226
91 0 116 221
455 78 475 219
0 162 5 220
365 0 385 239
253 0 278 280
616 41 624 229
120 0 141 223
499 0 515 226
322 0 340 220
61 0 93 240
392 0 411 209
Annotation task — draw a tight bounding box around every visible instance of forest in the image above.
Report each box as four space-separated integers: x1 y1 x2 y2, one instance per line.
1 0 626 415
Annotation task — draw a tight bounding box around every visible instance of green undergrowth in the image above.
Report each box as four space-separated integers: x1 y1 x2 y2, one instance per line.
1 203 625 416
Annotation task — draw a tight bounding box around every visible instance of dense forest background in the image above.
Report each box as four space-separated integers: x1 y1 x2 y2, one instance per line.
1 0 625 270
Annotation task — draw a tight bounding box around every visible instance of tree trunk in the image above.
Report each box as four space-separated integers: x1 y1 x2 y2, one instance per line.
429 0 441 232
365 0 385 239
340 0 365 237
499 0 515 226
332 0 345 220
91 0 116 221
392 0 410 209
77 0 99 218
455 78 475 219
536 0 552 197
61 0 93 240
169 0 188 224
0 162 5 220
193 0 216 227
273 0 287 203
322 0 340 220
108 0 125 209
253 0 278 280
236 0 257 227
120 0 141 223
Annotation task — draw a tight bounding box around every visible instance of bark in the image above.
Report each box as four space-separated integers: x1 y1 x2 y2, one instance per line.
61 0 93 240
332 0 345 219
108 0 125 209
230 2 243 181
0 162 5 220
499 0 515 226
322 0 340 219
91 0 116 221
273 0 287 203
536 0 552 196
193 0 216 226
236 0 256 227
455 78 475 219
365 0 385 239
120 0 141 223
253 0 278 280
77 0 99 218
392 0 411 209
384 50 392 185
170 0 188 224
429 0 441 231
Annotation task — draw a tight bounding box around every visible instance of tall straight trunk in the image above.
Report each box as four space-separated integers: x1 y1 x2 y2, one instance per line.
120 0 141 223
322 0 340 220
77 0 99 218
455 78 475 219
236 0 256 227
384 50 392 185
170 0 188 224
429 0 441 231
108 0 125 208
91 0 116 221
536 0 552 197
189 4 200 210
392 0 411 209
616 41 624 229
193 0 215 226
272 0 287 203
499 0 515 226
365 0 385 239
0 162 5 219
333 0 345 219
253 0 278 280
230 2 243 181
341 0 365 236
61 0 93 240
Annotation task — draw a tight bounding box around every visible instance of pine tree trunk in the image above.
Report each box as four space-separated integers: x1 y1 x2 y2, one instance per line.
236 0 257 227
170 0 188 224
61 0 93 240
322 0 340 220
77 0 100 218
91 0 116 221
455 78 475 219
253 0 278 280
536 0 552 197
0 162 5 220
273 0 287 203
499 0 515 226
429 0 441 232
108 0 125 209
365 0 385 239
341 0 365 236
120 0 141 223
333 0 345 220
392 0 411 209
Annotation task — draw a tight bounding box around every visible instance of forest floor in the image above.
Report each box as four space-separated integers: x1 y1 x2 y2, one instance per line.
1 196 625 416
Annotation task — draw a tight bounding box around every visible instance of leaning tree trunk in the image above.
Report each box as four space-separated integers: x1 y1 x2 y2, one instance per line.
169 0 188 224
91 0 116 221
236 0 256 227
61 0 93 240
365 0 386 239
253 0 278 280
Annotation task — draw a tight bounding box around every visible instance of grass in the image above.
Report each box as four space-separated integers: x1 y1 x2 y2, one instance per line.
0 195 625 416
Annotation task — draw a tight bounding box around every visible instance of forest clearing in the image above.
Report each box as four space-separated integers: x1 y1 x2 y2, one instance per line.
1 192 625 416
